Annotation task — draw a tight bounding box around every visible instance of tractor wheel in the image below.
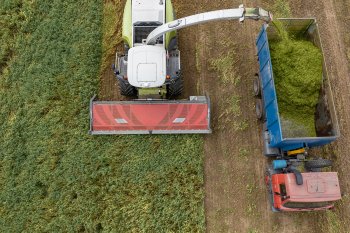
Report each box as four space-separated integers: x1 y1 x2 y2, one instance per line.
253 74 261 97
118 79 138 97
305 159 333 169
167 75 184 98
255 98 264 120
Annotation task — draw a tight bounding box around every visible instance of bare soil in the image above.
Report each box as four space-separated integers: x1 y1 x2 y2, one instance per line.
100 0 350 232
99 53 121 100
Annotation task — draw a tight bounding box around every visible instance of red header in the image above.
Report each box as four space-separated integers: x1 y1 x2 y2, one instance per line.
91 102 210 133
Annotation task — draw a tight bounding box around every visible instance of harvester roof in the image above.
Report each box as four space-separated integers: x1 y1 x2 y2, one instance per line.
128 45 166 88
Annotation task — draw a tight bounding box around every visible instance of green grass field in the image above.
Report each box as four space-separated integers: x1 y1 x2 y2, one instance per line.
0 1 205 232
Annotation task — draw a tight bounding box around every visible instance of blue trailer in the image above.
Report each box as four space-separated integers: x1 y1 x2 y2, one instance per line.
255 18 339 155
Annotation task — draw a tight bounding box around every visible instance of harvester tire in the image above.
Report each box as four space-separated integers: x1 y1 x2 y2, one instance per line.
255 98 264 120
118 79 138 97
305 159 333 169
167 76 184 98
253 74 261 97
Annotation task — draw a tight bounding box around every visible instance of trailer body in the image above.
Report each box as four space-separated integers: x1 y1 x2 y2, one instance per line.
256 18 339 152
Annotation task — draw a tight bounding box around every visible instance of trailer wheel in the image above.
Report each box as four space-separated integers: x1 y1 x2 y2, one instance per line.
118 79 138 97
167 75 184 98
255 98 264 120
305 159 333 169
253 74 261 97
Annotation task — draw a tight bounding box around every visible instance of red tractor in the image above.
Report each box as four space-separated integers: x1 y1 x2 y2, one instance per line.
265 158 341 212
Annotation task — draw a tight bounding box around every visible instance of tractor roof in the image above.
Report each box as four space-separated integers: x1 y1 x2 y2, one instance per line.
284 172 341 202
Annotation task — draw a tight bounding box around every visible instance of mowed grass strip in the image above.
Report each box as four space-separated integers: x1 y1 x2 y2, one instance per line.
0 1 205 232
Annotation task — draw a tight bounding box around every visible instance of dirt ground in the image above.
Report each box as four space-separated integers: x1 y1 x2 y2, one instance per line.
174 0 350 232
100 0 350 232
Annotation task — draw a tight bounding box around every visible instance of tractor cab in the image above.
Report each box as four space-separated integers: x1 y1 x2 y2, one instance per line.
267 172 341 212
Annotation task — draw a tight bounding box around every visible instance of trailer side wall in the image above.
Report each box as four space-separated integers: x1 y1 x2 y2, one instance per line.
256 19 339 151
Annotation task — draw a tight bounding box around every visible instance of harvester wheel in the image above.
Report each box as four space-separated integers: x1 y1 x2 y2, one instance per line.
253 74 261 97
118 79 138 97
255 98 264 120
305 159 333 169
167 76 184 98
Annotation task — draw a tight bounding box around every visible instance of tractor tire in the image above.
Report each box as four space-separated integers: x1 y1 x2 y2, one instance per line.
118 79 138 97
167 76 184 98
255 98 264 120
253 74 261 97
305 159 333 169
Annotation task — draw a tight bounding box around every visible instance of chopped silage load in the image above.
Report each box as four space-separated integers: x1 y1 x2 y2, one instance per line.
269 21 323 137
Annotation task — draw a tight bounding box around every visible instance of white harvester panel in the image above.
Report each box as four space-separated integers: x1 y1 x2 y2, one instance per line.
127 45 166 88
132 0 165 25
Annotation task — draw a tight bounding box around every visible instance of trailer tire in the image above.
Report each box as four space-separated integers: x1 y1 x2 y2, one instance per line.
167 75 184 98
255 98 264 120
253 74 261 97
118 79 138 97
305 159 333 169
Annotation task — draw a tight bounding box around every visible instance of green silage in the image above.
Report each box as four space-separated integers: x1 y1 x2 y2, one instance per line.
269 21 323 137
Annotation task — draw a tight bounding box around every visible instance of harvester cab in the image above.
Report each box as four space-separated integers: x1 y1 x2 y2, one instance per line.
89 0 272 135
